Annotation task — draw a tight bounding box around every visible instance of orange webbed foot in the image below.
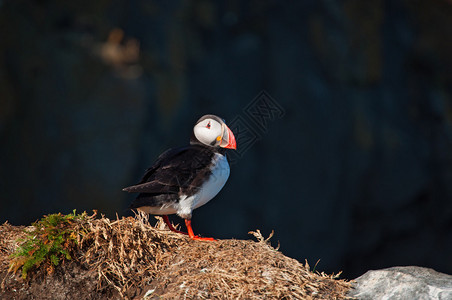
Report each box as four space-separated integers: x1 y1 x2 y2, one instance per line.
191 236 217 241
185 219 217 242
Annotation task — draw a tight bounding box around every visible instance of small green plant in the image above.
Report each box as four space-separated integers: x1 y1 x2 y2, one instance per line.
9 210 88 279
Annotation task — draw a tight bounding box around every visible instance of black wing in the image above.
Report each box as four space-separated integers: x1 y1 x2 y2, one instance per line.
122 145 214 195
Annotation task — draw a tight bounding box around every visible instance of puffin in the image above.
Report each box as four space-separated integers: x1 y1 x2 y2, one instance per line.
123 114 237 241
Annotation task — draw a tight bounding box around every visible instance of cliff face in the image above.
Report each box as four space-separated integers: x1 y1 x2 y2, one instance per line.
1 0 452 279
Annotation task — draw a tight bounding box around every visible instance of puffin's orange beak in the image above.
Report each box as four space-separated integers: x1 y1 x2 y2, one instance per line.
220 124 237 150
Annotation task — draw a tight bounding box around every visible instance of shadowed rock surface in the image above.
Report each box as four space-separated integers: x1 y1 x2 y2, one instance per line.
349 266 452 300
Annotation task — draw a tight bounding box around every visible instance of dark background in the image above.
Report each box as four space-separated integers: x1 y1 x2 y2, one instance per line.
1 0 452 280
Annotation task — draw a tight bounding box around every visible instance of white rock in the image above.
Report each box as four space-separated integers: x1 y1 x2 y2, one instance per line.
348 266 452 300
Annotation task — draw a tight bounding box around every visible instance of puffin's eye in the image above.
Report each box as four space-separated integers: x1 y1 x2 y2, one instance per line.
206 122 211 129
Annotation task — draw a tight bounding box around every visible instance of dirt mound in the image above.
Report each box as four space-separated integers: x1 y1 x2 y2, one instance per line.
0 213 352 299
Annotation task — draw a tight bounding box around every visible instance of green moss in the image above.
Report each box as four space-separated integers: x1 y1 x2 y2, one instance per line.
10 210 88 279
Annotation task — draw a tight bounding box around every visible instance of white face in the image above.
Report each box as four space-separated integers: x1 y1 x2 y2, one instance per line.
193 118 224 147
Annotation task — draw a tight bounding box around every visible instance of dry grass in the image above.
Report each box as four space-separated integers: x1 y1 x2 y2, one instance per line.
0 223 27 271
77 212 184 296
1 212 352 299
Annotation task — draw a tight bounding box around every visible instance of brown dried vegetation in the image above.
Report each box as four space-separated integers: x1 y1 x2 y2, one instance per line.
1 212 352 299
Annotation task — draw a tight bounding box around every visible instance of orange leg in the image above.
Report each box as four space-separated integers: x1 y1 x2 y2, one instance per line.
185 219 216 241
162 215 187 235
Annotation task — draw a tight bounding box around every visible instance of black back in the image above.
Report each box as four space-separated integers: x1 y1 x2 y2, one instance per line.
124 144 218 209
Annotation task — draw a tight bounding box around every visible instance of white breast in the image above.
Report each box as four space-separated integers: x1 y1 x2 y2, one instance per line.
195 153 230 208
177 153 230 219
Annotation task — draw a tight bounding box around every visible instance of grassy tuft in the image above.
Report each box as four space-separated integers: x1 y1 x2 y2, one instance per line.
9 210 89 279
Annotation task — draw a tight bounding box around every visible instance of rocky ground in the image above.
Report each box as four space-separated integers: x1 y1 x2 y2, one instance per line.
0 213 352 299
349 266 452 300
